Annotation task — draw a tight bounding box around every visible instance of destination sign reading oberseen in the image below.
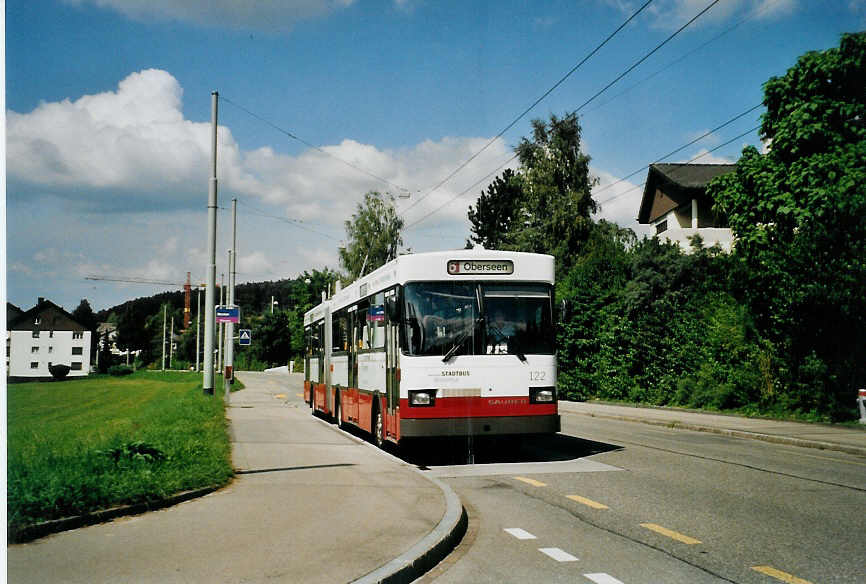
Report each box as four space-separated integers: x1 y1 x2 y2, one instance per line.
447 259 514 275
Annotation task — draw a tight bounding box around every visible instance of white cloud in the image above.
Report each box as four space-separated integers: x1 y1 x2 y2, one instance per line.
679 148 736 165
6 69 516 309
63 0 356 33
591 168 653 237
605 0 797 30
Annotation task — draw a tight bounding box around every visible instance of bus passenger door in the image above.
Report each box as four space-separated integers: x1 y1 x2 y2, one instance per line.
384 289 401 440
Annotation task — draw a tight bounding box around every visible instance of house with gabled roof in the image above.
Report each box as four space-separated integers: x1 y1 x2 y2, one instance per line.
7 298 92 379
638 163 735 251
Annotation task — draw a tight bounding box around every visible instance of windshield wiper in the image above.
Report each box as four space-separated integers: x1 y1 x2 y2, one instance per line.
442 318 482 363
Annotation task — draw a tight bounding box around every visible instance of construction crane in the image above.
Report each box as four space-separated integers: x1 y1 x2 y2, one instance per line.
85 273 202 330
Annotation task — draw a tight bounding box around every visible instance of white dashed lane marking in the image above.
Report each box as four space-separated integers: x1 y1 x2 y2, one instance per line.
503 527 537 540
538 547 579 562
584 574 626 584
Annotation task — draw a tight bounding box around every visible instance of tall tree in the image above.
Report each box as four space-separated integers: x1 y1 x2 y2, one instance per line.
511 112 598 272
72 299 99 359
339 191 404 281
708 32 866 417
467 168 522 249
466 112 597 273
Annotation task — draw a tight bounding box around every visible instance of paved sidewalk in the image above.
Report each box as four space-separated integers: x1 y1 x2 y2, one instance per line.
8 371 455 583
558 400 866 457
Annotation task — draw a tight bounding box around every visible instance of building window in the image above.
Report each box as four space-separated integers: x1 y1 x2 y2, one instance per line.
73 332 84 340
72 347 83 356
655 220 668 234
32 346 39 353
32 330 40 338
71 362 83 371
30 362 39 369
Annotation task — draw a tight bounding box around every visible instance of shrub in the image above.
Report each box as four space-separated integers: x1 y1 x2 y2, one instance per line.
108 365 134 376
49 364 71 380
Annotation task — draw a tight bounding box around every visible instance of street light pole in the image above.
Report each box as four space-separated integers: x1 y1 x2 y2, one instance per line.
203 90 218 395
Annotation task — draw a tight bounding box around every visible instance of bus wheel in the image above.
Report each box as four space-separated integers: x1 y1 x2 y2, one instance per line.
373 407 384 448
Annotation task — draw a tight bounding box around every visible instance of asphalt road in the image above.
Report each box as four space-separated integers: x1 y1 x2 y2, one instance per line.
401 412 866 584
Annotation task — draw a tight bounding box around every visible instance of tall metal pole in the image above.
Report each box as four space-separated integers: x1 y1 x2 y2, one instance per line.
195 287 201 372
225 199 238 402
169 317 174 369
161 304 167 371
203 91 218 394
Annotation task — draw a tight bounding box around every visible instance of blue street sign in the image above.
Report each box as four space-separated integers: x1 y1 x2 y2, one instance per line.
239 329 252 346
216 305 240 323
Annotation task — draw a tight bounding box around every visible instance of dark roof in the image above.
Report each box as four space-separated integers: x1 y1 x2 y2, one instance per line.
7 303 24 328
7 299 88 332
638 163 736 224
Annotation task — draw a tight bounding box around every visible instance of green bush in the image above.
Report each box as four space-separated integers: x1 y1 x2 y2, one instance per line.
108 365 134 376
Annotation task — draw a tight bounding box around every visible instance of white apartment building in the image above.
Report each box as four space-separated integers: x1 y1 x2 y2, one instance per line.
7 299 92 379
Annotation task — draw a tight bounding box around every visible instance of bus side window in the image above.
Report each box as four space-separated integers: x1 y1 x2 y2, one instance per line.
370 292 386 350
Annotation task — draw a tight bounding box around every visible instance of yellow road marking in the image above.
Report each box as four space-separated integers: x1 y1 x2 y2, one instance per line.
513 476 547 487
640 523 701 545
566 494 609 510
296 393 304 398
274 394 286 399
751 566 814 584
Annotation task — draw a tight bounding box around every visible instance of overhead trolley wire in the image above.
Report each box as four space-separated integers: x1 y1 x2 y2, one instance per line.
596 123 763 209
404 153 520 231
592 103 763 198
405 0 725 230
235 198 341 240
220 96 412 195
572 0 723 113
583 0 785 115
398 0 656 219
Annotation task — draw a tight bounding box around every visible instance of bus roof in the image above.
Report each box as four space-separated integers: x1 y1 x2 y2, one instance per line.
304 250 554 325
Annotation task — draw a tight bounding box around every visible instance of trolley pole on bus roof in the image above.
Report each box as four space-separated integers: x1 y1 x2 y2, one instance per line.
203 90 218 395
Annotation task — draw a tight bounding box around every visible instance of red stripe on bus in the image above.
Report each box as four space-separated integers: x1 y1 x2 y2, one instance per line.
399 397 556 418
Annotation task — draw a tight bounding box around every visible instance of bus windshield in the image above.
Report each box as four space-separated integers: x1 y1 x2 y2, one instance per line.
402 282 554 357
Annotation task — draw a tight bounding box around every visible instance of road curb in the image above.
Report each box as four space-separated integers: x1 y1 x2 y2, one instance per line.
349 474 467 584
562 409 866 458
8 484 224 544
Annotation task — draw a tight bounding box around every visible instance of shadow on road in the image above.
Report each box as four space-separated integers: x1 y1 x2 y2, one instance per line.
397 433 623 467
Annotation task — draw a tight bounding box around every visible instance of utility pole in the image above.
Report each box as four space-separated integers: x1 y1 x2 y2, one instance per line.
161 304 167 372
203 90 218 395
225 198 238 403
195 286 201 372
169 317 174 369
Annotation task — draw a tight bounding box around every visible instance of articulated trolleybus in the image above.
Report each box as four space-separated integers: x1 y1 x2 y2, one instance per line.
303 249 559 446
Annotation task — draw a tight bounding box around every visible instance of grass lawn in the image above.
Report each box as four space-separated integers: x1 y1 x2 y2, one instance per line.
7 371 234 538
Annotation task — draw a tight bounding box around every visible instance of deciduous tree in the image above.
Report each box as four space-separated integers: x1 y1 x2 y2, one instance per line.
339 191 404 281
708 32 866 417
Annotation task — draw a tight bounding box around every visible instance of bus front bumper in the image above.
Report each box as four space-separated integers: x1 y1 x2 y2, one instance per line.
400 414 560 438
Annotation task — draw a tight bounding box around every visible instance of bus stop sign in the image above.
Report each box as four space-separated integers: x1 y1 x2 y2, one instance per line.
239 329 252 346
216 305 240 323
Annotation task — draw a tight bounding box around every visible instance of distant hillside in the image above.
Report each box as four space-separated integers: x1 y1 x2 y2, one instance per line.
96 269 341 324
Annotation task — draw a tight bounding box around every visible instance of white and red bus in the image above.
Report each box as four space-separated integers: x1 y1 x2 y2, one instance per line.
303 249 559 446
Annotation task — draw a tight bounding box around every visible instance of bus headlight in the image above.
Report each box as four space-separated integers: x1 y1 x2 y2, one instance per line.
530 387 555 404
409 390 436 407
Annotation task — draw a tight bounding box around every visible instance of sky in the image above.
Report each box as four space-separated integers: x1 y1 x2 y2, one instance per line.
5 0 864 313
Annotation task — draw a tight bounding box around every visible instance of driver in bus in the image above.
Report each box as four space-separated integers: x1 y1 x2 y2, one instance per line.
487 309 515 354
